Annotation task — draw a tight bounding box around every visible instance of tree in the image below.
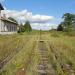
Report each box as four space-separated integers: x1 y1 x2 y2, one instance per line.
23 21 32 32
18 23 25 33
57 24 63 31
62 13 75 31
8 17 18 24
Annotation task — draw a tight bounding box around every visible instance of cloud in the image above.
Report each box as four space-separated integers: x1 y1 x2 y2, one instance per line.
1 9 56 30
0 0 5 2
31 23 58 30
2 9 54 22
31 15 54 23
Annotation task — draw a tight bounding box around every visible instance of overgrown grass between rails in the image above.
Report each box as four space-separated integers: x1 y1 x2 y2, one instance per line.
24 41 45 75
24 41 41 75
49 42 71 75
0 35 30 64
0 36 34 75
0 35 20 62
46 41 65 75
0 31 75 75
16 41 36 75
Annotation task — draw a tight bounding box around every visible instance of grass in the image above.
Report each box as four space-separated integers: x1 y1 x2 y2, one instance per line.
0 31 75 75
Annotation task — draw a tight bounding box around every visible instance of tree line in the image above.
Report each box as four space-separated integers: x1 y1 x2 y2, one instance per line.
8 13 75 32
8 17 32 33
57 13 75 31
18 21 32 33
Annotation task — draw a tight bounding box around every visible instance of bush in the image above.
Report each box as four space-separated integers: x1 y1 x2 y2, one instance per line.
51 32 60 37
57 24 63 31
64 31 75 37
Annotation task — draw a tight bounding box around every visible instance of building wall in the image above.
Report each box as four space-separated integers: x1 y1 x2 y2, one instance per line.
0 32 17 35
0 20 1 32
4 21 17 32
0 20 4 32
0 20 17 34
0 10 1 19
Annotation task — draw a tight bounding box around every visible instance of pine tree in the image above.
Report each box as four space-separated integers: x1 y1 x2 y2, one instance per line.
23 21 32 32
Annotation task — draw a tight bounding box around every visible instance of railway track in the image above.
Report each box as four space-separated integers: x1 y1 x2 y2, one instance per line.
0 33 75 75
37 40 55 75
0 37 31 72
15 40 36 75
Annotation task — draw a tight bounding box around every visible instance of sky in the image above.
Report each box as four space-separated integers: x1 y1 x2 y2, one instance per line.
0 0 75 30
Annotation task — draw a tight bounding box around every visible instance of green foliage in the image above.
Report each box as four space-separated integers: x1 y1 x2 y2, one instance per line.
57 24 63 31
59 13 75 31
18 21 32 33
64 31 75 37
23 21 32 32
50 31 60 37
18 24 25 33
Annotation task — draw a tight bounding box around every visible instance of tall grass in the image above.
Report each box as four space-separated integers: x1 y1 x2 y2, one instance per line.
0 31 75 75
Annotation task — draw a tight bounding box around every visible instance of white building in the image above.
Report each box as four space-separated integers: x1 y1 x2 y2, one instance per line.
0 3 18 35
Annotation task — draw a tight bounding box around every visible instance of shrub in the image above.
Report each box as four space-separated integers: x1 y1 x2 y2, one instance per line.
51 32 60 37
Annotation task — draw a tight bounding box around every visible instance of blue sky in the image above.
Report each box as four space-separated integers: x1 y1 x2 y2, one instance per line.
1 0 75 30
2 0 75 17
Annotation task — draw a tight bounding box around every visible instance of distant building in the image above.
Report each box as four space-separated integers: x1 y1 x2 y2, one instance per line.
0 3 18 35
